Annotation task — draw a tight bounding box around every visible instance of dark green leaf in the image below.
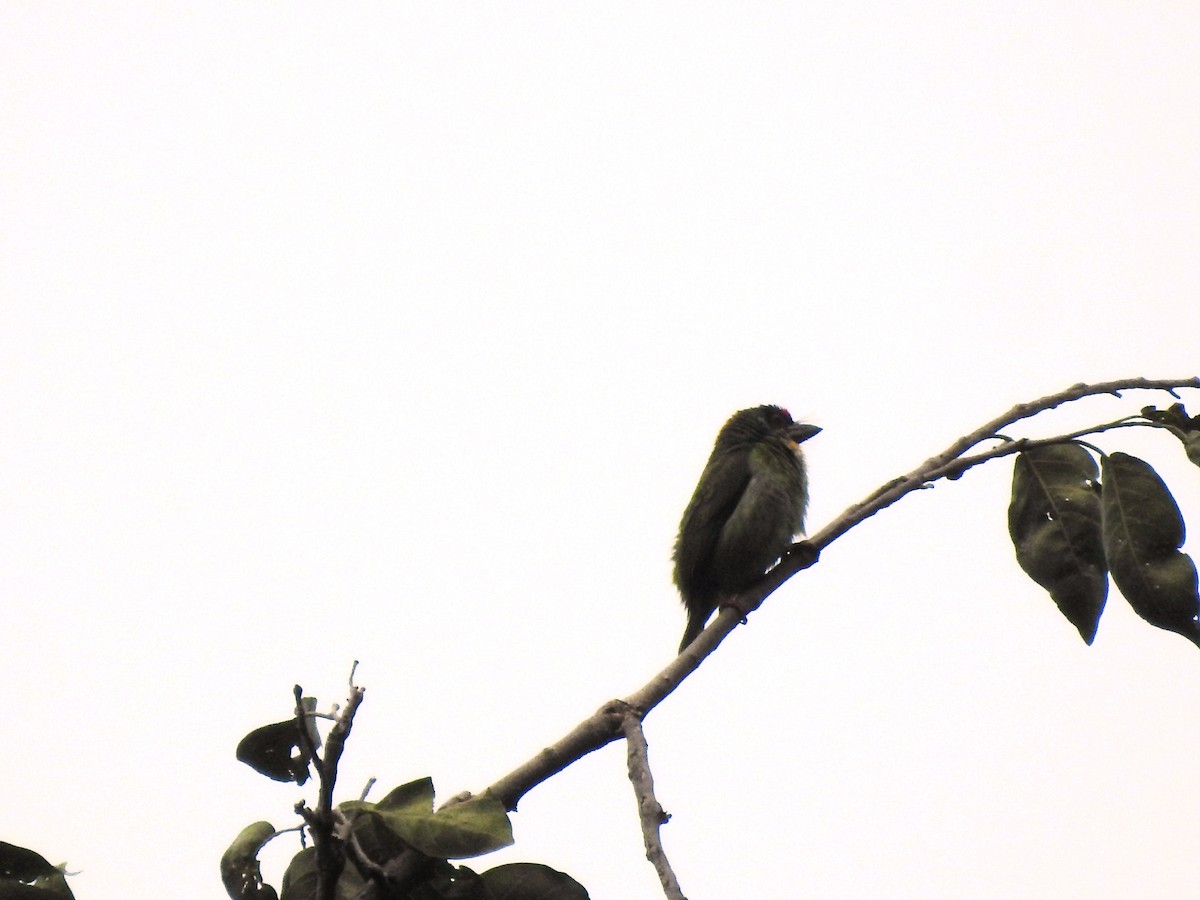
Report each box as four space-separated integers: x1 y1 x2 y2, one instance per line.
345 780 513 860
1008 443 1107 643
1102 452 1200 645
408 864 489 899
220 822 279 900
377 777 436 812
344 811 470 895
279 848 316 900
1141 404 1200 468
279 848 364 900
0 884 74 900
343 804 415 867
393 795 513 859
0 844 59 882
0 843 75 900
236 698 317 784
482 863 590 899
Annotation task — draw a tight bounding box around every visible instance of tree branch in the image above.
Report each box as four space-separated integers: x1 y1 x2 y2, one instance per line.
483 701 629 810
753 377 1200 595
476 376 1200 811
621 708 685 900
294 679 366 900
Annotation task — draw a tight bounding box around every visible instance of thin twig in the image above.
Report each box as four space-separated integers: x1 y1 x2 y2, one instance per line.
620 706 685 900
319 686 365 824
923 416 1147 482
294 685 324 780
333 807 389 881
815 377 1197 547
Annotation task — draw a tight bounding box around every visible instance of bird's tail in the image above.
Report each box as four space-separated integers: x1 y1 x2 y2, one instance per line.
677 612 708 654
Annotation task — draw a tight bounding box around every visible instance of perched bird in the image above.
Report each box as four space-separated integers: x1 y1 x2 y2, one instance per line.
673 405 820 652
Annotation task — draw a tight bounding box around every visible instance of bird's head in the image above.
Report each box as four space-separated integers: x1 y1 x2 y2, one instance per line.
720 405 821 452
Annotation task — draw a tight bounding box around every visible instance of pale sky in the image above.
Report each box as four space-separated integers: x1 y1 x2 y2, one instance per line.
3 4 1200 898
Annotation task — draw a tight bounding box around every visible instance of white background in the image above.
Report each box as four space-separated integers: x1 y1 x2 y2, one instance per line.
3 4 1199 898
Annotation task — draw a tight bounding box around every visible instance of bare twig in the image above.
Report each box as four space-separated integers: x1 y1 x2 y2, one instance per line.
811 377 1197 547
332 807 389 883
620 707 685 900
293 681 367 900
320 685 365 821
294 685 324 780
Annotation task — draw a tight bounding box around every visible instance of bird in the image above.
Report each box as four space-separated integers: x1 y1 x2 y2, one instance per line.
673 405 820 652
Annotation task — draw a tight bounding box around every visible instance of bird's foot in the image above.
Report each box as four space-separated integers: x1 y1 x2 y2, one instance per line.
719 595 754 625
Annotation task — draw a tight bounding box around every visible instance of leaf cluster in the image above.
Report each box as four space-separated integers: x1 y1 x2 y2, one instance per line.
1008 403 1200 645
225 691 589 900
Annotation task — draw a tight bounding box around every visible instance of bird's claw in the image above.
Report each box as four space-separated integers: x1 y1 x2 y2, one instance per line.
719 596 753 625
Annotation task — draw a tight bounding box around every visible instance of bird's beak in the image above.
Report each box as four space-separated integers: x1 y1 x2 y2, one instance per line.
786 423 822 448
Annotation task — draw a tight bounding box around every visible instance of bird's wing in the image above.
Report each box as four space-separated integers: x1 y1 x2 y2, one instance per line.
675 449 754 573
717 443 804 564
690 450 754 527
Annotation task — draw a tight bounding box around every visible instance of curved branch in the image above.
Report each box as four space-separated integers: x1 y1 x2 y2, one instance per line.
476 376 1200 810
759 377 1198 585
